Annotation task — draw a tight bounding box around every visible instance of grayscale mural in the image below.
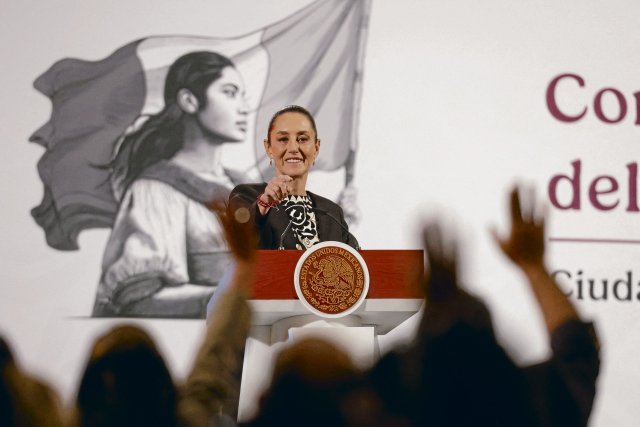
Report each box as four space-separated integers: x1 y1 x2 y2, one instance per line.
30 0 371 318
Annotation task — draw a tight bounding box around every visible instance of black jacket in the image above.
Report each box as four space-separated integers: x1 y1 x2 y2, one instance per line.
228 183 359 250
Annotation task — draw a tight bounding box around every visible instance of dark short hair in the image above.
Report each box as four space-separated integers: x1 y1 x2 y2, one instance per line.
77 325 177 427
251 338 356 426
267 105 318 143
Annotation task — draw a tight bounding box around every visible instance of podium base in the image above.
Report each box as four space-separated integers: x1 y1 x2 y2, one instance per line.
238 313 383 421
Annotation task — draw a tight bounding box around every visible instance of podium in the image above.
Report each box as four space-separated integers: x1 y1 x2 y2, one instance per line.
238 249 424 421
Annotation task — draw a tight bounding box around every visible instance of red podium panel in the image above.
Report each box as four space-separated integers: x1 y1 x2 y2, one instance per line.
251 250 424 300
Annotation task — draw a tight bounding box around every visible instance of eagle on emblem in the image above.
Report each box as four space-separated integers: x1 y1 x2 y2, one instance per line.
312 256 354 291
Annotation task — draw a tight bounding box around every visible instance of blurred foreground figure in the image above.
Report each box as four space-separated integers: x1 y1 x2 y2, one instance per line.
0 336 65 427
74 201 257 427
246 338 360 427
491 187 601 426
247 185 600 427
368 186 600 427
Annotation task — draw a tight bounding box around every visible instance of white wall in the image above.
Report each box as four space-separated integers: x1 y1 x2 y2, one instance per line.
2 1 638 424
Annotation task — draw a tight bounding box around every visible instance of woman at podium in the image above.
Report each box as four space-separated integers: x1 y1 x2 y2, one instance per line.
229 105 359 250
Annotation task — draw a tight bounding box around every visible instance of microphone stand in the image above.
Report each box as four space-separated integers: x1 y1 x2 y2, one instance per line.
278 218 294 250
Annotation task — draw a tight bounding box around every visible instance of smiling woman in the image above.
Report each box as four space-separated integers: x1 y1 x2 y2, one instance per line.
228 105 359 250
92 51 250 318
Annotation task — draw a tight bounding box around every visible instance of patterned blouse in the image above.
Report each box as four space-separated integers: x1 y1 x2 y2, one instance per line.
281 194 320 250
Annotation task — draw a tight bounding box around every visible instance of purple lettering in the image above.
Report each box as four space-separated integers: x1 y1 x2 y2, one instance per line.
548 159 581 209
588 175 619 210
634 91 640 125
546 73 587 122
594 88 627 123
627 163 639 212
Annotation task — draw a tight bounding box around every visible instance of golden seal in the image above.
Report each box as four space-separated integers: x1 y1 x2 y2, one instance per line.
294 242 369 318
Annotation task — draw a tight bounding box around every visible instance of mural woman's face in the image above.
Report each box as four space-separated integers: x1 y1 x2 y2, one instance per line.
266 112 320 179
197 66 249 142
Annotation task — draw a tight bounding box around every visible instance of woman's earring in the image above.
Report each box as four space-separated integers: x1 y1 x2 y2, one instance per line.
269 157 273 166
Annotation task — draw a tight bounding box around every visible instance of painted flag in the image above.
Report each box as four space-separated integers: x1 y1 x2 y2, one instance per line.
30 0 371 250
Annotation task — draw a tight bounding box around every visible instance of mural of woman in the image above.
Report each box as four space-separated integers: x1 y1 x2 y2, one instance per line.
93 51 249 318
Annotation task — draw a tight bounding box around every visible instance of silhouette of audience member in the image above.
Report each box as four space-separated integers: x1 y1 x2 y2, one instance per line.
74 201 258 427
75 326 177 427
245 338 359 427
0 336 65 427
493 186 600 426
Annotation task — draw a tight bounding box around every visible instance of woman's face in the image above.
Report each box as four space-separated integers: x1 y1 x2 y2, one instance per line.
197 66 249 142
265 112 320 179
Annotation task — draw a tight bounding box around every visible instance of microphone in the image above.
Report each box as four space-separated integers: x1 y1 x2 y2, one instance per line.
278 217 294 250
311 207 361 251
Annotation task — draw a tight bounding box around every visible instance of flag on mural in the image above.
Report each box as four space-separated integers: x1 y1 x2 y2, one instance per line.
30 0 370 250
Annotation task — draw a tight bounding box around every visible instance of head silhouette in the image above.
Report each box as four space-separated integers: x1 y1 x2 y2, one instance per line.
77 325 176 427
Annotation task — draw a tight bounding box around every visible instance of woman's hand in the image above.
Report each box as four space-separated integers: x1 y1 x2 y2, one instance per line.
259 175 294 207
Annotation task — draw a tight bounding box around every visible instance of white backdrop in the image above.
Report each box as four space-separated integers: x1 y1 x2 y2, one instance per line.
2 1 639 424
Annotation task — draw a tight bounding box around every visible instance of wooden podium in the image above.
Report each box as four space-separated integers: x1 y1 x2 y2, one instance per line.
238 249 424 421
249 249 424 332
